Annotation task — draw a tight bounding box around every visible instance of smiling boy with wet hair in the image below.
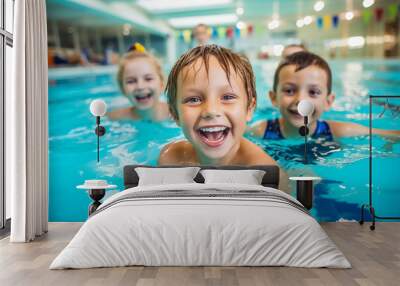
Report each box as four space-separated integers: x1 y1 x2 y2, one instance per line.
158 44 276 166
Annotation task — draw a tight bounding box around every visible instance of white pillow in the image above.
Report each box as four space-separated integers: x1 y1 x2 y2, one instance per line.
200 169 266 185
135 167 200 186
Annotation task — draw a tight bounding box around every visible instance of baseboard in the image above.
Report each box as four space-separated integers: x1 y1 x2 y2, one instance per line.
0 218 11 239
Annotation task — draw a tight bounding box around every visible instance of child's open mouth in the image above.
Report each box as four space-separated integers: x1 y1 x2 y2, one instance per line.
197 126 230 147
134 92 153 104
288 109 303 119
288 109 301 115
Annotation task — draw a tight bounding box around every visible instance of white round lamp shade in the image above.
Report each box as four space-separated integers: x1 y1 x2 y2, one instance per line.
90 99 107 117
297 100 314 117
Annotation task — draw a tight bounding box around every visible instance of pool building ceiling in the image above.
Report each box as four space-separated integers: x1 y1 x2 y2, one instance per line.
46 0 372 32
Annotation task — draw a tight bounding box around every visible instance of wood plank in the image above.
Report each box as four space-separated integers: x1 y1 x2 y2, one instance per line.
0 222 399 286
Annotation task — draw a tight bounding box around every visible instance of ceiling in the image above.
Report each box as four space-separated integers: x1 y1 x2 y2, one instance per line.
46 0 383 30
46 0 172 35
107 0 368 19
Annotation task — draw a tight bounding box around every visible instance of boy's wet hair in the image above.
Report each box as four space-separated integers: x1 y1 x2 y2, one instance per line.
273 51 332 94
117 50 164 93
166 44 256 120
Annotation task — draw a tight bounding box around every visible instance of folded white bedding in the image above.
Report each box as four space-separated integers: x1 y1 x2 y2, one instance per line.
50 183 350 269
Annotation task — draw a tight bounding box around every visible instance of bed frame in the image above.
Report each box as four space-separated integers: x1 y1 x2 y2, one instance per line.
123 165 280 189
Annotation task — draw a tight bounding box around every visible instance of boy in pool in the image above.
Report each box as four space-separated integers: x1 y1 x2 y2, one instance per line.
281 44 306 58
107 43 170 121
158 44 277 166
249 51 400 140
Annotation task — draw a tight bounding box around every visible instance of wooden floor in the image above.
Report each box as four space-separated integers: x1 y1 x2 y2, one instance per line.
0 222 399 286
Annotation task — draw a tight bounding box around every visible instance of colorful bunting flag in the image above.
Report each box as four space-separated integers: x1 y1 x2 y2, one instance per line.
332 15 339 28
240 26 247 37
323 15 331 29
317 17 323 29
247 24 254 35
255 24 263 36
217 27 226 38
174 4 392 43
374 7 384 22
234 26 241 38
183 30 191 43
387 4 398 22
363 9 372 24
226 27 234 38
211 27 218 38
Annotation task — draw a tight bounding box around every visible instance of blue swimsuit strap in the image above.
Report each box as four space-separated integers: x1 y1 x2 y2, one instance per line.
313 120 333 140
263 119 284 139
263 119 333 140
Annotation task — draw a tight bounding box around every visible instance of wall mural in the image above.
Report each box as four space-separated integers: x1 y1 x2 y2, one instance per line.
48 30 400 224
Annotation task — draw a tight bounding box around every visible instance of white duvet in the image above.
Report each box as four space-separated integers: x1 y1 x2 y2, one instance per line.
50 183 350 269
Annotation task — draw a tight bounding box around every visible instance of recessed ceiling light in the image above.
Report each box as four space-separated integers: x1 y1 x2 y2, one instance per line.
268 19 280 30
345 11 354 21
296 19 304 28
303 16 313 25
236 21 246 29
236 7 244 16
314 1 325 12
362 0 375 8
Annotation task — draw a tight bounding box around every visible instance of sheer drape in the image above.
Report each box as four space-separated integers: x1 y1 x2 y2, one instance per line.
8 0 48 242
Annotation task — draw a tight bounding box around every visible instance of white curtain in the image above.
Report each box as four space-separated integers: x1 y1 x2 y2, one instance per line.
7 0 48 242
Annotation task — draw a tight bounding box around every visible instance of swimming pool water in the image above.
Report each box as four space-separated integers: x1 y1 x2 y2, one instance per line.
49 60 400 222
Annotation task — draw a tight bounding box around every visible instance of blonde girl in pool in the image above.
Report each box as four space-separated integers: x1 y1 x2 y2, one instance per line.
107 43 170 122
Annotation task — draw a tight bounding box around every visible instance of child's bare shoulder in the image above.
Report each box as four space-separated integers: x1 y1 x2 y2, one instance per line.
239 138 277 165
107 107 137 121
247 121 267 137
156 102 171 121
158 140 195 165
327 120 369 137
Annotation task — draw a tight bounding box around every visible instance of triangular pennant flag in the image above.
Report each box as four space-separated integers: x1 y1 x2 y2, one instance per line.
387 4 397 22
240 26 248 37
183 30 191 43
226 27 234 38
332 15 339 28
317 17 323 29
363 9 372 24
255 24 263 35
234 26 241 38
211 27 218 38
323 15 331 29
217 27 226 38
247 24 254 35
374 7 384 22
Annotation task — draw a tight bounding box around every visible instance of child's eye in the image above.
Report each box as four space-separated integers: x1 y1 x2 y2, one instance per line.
125 79 136 84
309 89 321 97
145 77 154 82
282 88 294 95
221 94 237 101
183 96 202 105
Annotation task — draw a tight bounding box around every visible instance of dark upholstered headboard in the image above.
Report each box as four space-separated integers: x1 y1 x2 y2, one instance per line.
123 165 280 189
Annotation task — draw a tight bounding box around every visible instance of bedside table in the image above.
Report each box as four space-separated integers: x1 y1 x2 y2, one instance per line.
289 177 321 210
77 180 117 216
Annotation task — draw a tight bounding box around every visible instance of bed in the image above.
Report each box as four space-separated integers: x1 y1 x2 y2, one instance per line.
50 165 350 269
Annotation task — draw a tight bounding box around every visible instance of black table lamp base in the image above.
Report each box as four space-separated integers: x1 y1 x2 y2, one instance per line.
88 189 105 215
296 180 314 210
